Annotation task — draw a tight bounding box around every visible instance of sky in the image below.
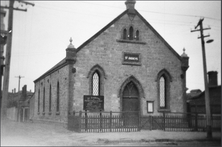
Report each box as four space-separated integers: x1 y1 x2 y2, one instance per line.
1 1 221 93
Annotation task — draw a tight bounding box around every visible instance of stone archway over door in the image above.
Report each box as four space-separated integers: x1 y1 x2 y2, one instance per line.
122 81 139 126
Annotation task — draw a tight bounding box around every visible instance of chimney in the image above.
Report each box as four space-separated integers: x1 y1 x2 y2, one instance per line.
208 71 218 87
14 88 16 93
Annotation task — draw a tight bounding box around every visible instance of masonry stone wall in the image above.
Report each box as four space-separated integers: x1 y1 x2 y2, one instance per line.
33 65 69 123
72 13 185 115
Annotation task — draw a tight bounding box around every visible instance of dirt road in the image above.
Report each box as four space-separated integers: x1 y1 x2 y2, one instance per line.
1 120 221 146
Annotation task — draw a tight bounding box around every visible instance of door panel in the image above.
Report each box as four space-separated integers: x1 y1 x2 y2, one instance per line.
122 82 139 126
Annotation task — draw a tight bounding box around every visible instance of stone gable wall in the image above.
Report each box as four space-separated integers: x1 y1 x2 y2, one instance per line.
73 14 184 115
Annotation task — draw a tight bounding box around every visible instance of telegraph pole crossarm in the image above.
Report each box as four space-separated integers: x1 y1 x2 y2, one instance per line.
15 75 24 92
191 18 212 139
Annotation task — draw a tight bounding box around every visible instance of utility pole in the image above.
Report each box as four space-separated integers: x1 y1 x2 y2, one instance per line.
15 75 24 92
191 18 212 139
1 0 34 121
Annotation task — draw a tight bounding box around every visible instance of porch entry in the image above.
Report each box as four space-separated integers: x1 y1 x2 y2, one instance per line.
122 81 139 126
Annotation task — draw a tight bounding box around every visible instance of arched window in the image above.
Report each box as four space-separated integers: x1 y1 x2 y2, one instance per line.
92 71 100 96
159 76 166 108
38 89 40 113
49 84 51 113
129 26 134 40
123 29 127 40
156 69 172 110
135 30 139 40
56 81 60 113
43 87 45 113
88 64 106 96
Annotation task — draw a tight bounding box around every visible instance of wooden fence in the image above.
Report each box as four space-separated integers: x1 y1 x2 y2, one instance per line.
68 111 221 133
68 111 140 132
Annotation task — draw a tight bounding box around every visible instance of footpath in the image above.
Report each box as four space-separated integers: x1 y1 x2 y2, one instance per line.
1 119 221 146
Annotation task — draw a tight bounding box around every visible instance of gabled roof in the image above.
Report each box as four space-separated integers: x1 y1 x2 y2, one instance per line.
34 58 67 83
34 8 183 83
76 9 182 61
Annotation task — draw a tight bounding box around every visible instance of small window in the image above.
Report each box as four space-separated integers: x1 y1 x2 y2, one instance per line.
135 30 139 40
147 101 154 113
49 85 52 113
129 26 134 40
123 29 127 39
56 81 60 113
43 87 45 113
38 89 40 113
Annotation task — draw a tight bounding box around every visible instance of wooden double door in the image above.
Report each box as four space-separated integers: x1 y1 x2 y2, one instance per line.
122 81 140 126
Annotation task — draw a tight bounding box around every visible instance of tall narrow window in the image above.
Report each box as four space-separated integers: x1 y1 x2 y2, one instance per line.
56 82 60 112
159 76 166 108
43 87 45 113
136 30 139 40
92 71 100 96
123 29 127 39
38 89 40 113
129 26 134 40
49 85 51 113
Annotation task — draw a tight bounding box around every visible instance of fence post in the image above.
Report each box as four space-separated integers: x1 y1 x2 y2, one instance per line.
138 111 141 131
100 110 102 131
150 115 152 130
163 112 165 131
110 111 112 132
79 111 82 132
195 112 198 131
85 110 88 132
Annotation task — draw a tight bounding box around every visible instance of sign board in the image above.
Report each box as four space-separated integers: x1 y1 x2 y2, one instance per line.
123 53 140 62
83 95 104 111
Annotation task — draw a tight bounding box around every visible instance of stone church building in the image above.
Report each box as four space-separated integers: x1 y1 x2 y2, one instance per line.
33 0 189 123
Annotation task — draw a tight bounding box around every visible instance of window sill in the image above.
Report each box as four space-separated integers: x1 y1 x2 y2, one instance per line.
38 112 40 115
158 109 171 112
42 112 45 115
48 112 52 115
56 111 60 115
122 62 141 66
116 39 146 45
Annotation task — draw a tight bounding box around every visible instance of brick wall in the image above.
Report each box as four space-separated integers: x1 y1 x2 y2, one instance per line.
33 65 69 123
73 13 185 115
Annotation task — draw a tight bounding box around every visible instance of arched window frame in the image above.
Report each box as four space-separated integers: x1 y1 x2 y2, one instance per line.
56 81 60 114
43 87 45 114
92 71 100 96
156 69 172 111
123 28 127 40
129 26 134 40
49 84 52 114
135 30 139 40
87 64 106 96
38 89 40 114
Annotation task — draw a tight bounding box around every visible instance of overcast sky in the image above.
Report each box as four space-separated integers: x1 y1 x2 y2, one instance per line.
1 1 221 93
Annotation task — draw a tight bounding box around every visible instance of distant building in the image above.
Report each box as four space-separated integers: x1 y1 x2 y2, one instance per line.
7 85 34 122
33 0 189 124
187 71 221 114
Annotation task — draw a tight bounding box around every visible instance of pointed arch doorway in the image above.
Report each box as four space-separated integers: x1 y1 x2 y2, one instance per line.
122 81 140 126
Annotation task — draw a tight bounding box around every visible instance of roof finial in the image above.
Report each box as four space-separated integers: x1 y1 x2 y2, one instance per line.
181 47 188 57
125 0 136 10
67 37 75 49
